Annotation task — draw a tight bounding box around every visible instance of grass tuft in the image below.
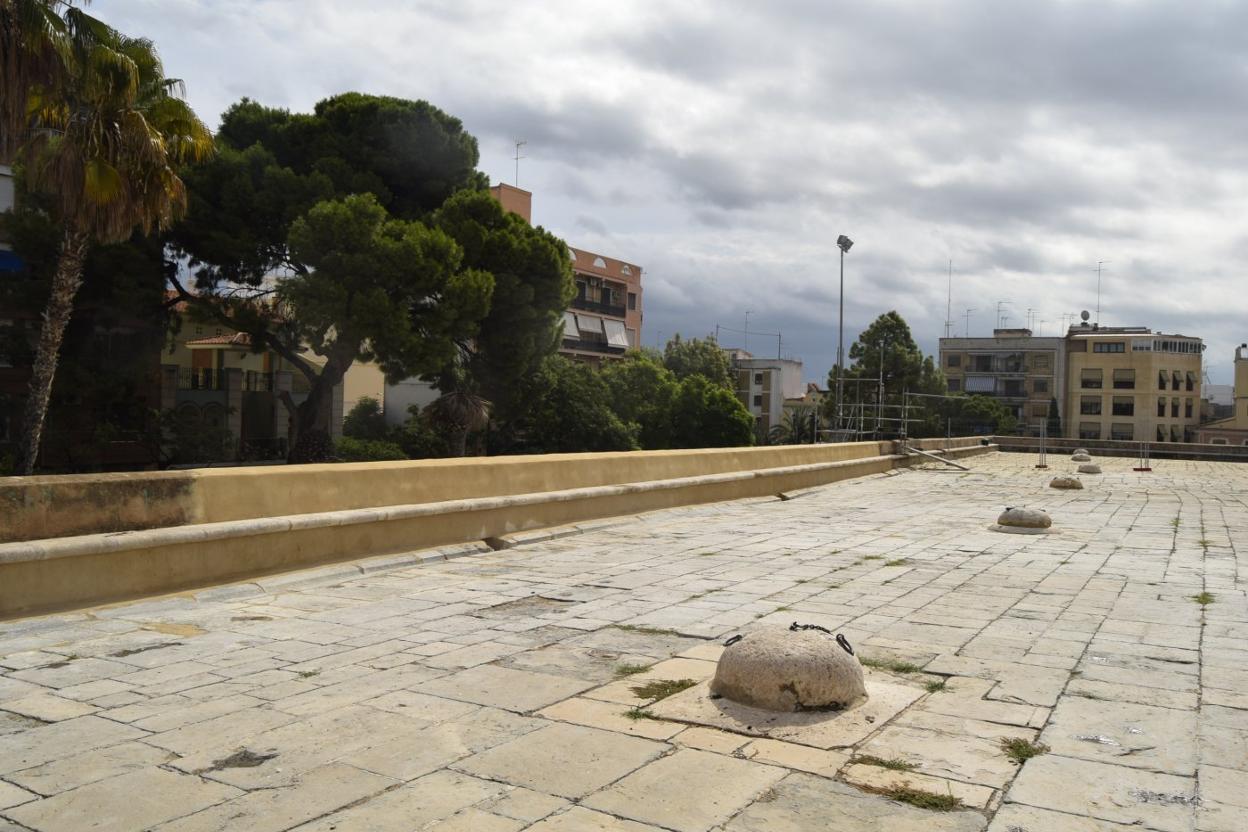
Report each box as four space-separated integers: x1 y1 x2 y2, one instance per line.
860 782 963 811
1000 737 1048 763
855 755 917 771
614 663 651 677
1192 591 1215 606
861 657 923 674
884 558 911 567
924 679 948 693
622 707 662 721
630 678 698 701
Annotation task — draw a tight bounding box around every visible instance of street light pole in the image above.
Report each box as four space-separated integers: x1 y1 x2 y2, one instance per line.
834 235 854 433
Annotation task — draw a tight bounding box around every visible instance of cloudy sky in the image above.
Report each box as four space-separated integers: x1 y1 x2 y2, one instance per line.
106 0 1248 383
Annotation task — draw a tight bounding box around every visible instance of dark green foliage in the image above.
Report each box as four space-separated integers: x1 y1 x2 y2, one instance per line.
1046 396 1062 438
334 436 407 462
663 334 733 389
389 405 450 459
342 396 388 441
669 374 755 448
600 350 679 449
430 189 573 429
518 355 637 453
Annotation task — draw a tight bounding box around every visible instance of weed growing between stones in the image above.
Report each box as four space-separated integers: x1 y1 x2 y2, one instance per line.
924 679 947 693
630 678 697 701
861 657 923 674
884 559 911 567
297 670 319 678
860 782 963 811
1193 592 1215 606
614 663 651 677
855 755 917 771
622 707 663 721
1000 737 1049 763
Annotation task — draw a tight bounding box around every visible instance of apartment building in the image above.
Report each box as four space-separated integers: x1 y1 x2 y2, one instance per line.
938 329 1066 434
1195 344 1248 445
489 184 643 365
724 349 804 436
1065 325 1203 442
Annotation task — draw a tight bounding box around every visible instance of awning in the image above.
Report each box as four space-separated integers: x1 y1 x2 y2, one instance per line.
603 318 629 348
561 311 578 340
575 314 603 337
964 376 995 393
0 250 24 272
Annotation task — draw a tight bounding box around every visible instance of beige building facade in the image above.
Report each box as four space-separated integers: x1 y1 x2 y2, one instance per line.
1065 326 1203 442
725 349 805 436
1195 344 1248 445
939 329 1065 434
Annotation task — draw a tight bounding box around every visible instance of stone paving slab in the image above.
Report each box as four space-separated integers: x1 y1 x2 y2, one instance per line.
0 453 1245 830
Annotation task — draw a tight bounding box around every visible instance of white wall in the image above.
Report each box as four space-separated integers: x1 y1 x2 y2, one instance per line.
384 378 439 426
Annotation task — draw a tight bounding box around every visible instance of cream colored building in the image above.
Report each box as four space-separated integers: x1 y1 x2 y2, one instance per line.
1196 344 1248 445
1065 326 1203 442
939 329 1065 434
724 349 805 436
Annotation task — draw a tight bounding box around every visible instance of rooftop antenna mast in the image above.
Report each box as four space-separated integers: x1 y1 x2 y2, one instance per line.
963 307 976 337
513 139 527 186
1095 261 1111 324
944 259 953 338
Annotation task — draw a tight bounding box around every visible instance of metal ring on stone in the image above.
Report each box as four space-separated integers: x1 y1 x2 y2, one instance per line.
836 633 855 656
724 634 743 647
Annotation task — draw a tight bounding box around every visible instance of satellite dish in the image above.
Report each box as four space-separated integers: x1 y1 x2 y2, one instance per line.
1080 310 1091 322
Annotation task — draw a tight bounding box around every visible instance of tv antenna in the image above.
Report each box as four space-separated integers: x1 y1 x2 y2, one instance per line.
1095 261 1110 324
513 139 527 186
963 308 976 337
996 300 1012 329
944 259 953 339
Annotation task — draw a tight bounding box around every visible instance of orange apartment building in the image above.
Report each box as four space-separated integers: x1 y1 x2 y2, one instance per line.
489 184 642 363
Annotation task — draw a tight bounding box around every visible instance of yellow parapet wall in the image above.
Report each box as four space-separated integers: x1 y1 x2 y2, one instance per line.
0 438 993 618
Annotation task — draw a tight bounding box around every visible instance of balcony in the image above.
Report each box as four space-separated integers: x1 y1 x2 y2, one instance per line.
563 338 626 355
571 296 626 318
179 368 225 390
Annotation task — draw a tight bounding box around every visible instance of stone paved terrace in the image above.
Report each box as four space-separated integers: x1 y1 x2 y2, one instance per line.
1 452 1246 831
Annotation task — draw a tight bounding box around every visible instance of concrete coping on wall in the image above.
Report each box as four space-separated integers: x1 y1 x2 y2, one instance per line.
0 453 922 567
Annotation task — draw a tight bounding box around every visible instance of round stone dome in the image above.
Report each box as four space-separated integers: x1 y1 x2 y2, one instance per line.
710 625 865 712
1072 453 1093 462
1077 463 1102 474
1050 476 1084 490
993 506 1052 534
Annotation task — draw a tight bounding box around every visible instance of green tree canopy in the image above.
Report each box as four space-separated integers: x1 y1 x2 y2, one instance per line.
518 355 637 453
280 193 492 455
430 189 573 429
601 350 679 449
669 374 755 448
663 334 733 389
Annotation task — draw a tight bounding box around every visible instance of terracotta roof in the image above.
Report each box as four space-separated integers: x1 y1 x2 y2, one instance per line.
186 332 252 347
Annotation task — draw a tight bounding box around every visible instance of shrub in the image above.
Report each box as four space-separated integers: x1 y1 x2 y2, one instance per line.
334 436 407 461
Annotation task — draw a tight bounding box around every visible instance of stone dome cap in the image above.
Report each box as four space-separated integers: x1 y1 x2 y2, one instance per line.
1050 476 1084 490
1072 452 1092 462
992 506 1053 534
1073 448 1089 456
710 623 866 712
1078 463 1102 474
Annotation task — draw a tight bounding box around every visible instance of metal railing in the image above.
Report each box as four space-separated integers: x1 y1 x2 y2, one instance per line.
179 368 225 390
570 297 627 318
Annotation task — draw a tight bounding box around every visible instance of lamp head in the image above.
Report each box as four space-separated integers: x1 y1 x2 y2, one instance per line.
837 235 854 253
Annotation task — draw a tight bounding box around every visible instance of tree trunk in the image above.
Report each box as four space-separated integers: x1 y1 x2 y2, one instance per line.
287 341 357 463
451 426 468 457
16 228 90 475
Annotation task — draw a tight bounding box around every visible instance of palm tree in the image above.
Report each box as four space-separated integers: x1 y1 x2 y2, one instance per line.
0 0 72 164
8 5 212 473
426 358 491 457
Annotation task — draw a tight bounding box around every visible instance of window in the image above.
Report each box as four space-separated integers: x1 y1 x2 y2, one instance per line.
1111 423 1134 441
972 355 993 372
946 354 961 368
1172 371 1181 391
1003 379 1025 397
947 378 961 392
1080 396 1102 415
627 292 637 311
1157 398 1166 418
1171 425 1181 443
1079 422 1101 440
1157 425 1167 442
592 256 607 268
1033 378 1049 394
1081 369 1103 389
1185 400 1193 418
195 326 203 335
1032 403 1048 418
1032 354 1051 370
752 394 762 407
621 265 632 276
1211 438 1228 445
1158 371 1167 391
1093 342 1125 353
1111 397 1134 417
1185 372 1195 392
576 280 587 300
1171 399 1180 418
754 373 763 385
1112 369 1135 389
